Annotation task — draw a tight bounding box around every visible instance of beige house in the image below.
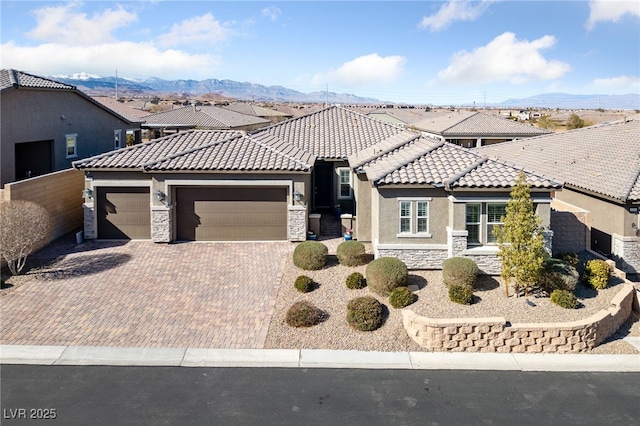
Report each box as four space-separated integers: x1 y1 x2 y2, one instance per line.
0 69 141 187
74 106 561 273
478 119 640 275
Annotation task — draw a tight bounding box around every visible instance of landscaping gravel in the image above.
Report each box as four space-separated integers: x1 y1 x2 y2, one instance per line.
264 242 640 354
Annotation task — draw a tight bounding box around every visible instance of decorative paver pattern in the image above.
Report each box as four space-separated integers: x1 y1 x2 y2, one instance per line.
0 240 293 349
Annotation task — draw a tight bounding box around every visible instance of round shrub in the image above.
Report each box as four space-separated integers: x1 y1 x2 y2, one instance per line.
442 257 478 289
365 257 408 296
448 284 474 305
293 241 328 270
583 259 611 290
346 296 384 331
550 289 578 309
538 258 579 295
294 275 314 293
389 286 417 309
558 252 579 267
336 240 368 266
345 272 366 289
286 301 325 327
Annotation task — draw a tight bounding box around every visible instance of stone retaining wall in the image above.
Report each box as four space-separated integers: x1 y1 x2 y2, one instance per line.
403 283 636 353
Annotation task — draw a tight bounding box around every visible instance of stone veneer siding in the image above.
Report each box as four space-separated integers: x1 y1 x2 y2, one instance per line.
612 234 640 275
83 202 96 239
402 283 636 353
288 206 307 242
151 206 172 243
377 248 449 269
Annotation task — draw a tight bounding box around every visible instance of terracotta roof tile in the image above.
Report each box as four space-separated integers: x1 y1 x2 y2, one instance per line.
478 119 640 201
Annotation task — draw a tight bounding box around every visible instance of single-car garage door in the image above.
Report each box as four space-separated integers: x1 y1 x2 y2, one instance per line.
176 187 287 241
97 187 151 239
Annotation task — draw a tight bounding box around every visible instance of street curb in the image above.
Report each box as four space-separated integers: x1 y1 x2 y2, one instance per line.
1 345 639 372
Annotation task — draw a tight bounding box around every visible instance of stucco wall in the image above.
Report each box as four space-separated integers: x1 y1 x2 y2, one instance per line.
354 174 372 242
1 89 138 186
1 169 85 248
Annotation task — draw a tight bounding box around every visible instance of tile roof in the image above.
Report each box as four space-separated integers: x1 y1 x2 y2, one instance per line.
222 103 291 118
357 137 561 190
367 109 446 125
477 119 640 202
92 96 150 122
73 130 314 172
256 105 406 159
413 111 551 137
0 69 75 91
142 105 270 129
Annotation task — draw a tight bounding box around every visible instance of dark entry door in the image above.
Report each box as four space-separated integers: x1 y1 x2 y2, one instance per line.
314 163 333 209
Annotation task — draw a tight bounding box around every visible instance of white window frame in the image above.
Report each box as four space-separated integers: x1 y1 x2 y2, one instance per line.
337 168 352 199
397 198 432 237
65 133 77 159
466 203 481 245
417 201 429 234
486 203 507 245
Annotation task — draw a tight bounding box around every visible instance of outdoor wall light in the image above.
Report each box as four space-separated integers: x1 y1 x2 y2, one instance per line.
293 190 302 202
81 188 93 199
154 190 166 202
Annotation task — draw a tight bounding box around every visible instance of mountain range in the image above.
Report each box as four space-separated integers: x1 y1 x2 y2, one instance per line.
51 74 640 110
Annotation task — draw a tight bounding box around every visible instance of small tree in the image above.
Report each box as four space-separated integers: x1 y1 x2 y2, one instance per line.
0 200 52 275
536 115 556 130
566 113 585 130
494 171 546 297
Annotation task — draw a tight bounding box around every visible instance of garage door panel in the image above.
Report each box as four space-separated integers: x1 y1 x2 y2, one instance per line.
97 187 151 239
176 187 287 241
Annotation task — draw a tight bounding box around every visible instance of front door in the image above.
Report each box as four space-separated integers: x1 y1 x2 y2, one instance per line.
313 162 333 209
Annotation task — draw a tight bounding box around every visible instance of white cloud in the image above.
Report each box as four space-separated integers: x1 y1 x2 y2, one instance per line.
262 6 282 22
591 75 640 93
586 0 640 30
156 13 234 48
1 41 221 81
418 0 495 32
27 2 137 46
311 53 406 86
434 32 571 85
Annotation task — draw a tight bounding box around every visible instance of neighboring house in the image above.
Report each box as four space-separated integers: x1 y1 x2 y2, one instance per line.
366 108 444 127
413 110 551 148
73 106 561 273
478 119 640 275
221 102 293 124
142 105 270 139
0 69 141 187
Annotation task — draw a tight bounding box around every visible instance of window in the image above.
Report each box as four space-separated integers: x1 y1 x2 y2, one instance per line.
114 130 122 149
466 204 481 244
487 203 507 244
338 168 352 199
399 201 411 233
465 202 507 245
65 134 77 158
398 199 431 236
417 201 429 233
126 130 136 147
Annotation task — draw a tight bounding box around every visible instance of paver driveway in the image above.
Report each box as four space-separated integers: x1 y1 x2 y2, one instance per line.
0 239 293 349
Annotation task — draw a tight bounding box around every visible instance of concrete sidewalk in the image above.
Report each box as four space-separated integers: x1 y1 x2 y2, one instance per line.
1 345 638 372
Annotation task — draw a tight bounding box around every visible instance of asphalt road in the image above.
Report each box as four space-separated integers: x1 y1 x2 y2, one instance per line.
1 365 639 425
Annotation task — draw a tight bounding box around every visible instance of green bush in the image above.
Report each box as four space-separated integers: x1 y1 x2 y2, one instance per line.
442 257 478 289
346 296 384 331
336 240 368 266
583 259 611 290
286 301 325 327
345 272 366 289
293 241 328 270
388 286 417 309
294 275 314 293
365 257 408 296
448 284 474 305
538 258 579 294
550 289 578 309
558 252 579 267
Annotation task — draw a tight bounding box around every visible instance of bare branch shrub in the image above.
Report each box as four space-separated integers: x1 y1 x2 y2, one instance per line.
0 200 52 275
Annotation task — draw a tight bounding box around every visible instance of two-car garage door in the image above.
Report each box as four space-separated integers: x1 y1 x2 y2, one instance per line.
176 187 287 241
96 186 288 241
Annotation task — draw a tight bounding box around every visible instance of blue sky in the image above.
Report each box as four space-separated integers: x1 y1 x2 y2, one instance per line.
1 1 639 104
